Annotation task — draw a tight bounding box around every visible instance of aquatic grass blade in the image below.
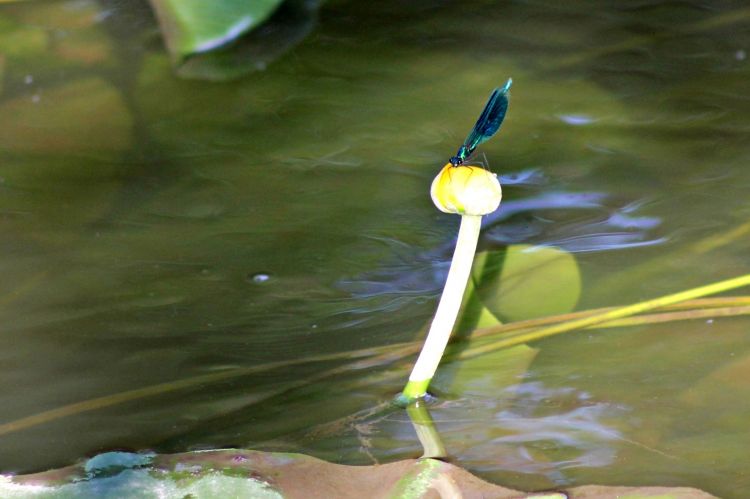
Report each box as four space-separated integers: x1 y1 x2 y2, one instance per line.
451 78 512 166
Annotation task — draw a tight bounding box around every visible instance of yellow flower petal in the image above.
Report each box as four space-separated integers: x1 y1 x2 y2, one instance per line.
430 164 502 216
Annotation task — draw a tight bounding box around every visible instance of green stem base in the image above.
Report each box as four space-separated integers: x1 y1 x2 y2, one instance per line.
396 379 431 405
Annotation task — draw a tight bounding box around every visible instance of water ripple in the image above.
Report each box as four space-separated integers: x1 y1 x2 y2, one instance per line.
340 183 664 297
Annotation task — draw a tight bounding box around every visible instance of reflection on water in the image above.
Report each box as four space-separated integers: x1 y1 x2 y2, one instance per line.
477 383 622 473
343 186 664 298
392 381 629 486
1 0 750 497
292 380 627 488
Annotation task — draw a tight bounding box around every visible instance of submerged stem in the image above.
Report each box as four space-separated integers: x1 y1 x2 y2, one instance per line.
401 215 482 401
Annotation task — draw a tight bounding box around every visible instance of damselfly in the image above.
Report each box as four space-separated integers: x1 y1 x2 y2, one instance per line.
449 78 512 167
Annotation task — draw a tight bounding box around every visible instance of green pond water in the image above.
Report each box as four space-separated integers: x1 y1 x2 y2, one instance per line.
1 0 750 497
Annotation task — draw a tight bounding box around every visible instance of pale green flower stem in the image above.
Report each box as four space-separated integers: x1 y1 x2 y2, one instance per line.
401 214 482 401
407 402 447 458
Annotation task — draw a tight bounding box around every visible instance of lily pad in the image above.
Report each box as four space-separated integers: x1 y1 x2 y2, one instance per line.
2 449 717 498
5 0 101 30
147 0 284 60
433 343 539 398
471 244 581 322
0 77 132 155
680 351 750 419
175 0 320 81
455 277 504 337
0 15 47 60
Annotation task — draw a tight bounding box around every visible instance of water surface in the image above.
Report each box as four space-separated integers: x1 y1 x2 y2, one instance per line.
1 1 750 497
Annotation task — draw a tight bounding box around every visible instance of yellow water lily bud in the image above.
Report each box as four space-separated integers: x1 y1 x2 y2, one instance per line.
430 163 502 216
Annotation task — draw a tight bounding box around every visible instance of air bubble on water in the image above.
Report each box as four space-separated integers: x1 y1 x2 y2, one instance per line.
248 273 271 283
558 114 596 126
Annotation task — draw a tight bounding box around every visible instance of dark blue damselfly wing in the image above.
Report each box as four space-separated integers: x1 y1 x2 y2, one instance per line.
450 78 512 166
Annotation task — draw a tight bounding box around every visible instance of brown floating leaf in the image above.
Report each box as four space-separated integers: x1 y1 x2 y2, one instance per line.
0 77 132 155
4 449 718 498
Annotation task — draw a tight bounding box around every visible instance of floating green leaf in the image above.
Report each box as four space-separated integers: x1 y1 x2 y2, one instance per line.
147 0 284 60
471 244 581 322
454 277 503 339
146 0 320 79
433 343 538 398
